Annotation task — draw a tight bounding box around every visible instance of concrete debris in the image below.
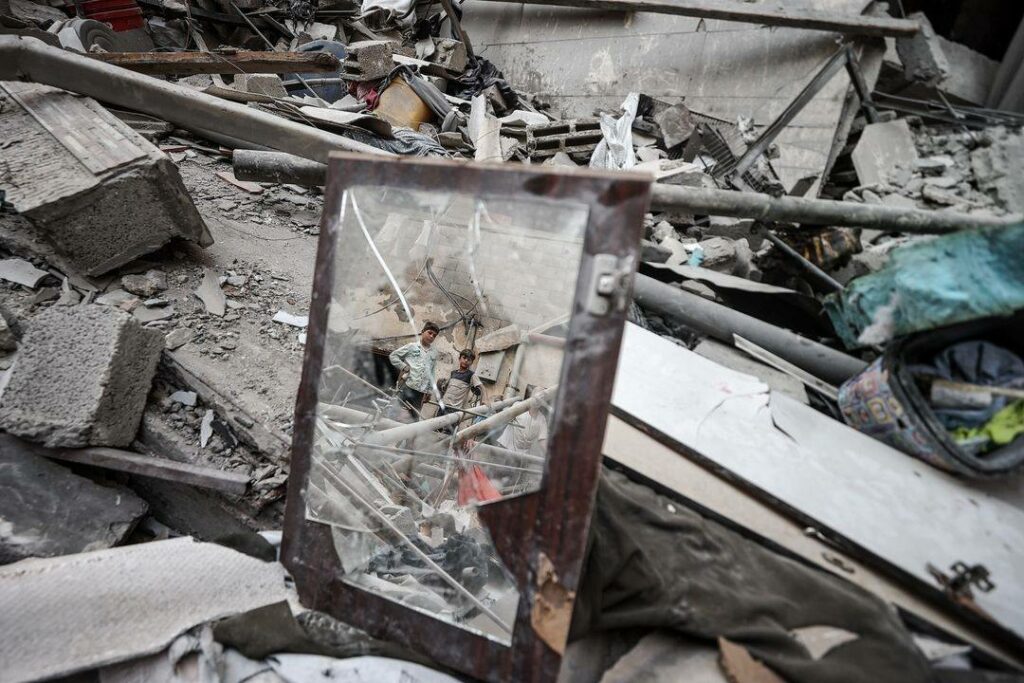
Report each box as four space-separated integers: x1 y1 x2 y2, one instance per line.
0 537 289 682
169 389 198 407
272 310 308 328
0 82 211 276
195 268 227 317
0 257 48 288
0 305 163 447
895 12 950 86
164 327 194 350
200 408 214 448
851 119 918 187
0 433 148 564
121 269 168 297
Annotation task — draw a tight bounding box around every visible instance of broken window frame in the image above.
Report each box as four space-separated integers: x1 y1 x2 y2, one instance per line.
281 152 650 682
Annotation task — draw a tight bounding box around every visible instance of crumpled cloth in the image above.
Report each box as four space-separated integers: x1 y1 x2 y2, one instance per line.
571 469 932 683
589 92 639 170
451 56 520 110
910 340 1024 429
358 0 416 29
953 400 1024 448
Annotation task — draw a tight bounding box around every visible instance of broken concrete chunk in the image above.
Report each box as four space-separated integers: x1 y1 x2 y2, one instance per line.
0 305 163 447
914 156 953 175
0 433 148 564
232 73 287 99
0 317 16 352
121 269 168 297
895 12 950 86
640 240 672 264
653 103 695 149
0 258 49 288
164 327 193 350
272 310 308 328
215 171 264 195
200 409 214 448
0 83 210 277
169 390 197 407
341 40 394 81
970 127 1024 213
195 268 227 317
134 305 175 324
851 119 918 187
475 324 523 354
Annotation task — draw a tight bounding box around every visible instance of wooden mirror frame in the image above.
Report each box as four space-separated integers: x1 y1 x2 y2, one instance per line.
282 152 650 681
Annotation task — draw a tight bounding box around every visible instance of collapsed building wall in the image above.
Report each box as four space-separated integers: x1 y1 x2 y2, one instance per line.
462 0 879 194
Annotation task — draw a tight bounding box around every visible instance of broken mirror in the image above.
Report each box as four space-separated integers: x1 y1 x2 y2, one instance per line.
307 172 587 644
284 153 649 680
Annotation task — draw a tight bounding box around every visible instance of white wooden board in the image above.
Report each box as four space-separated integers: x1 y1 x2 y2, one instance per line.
611 323 1024 641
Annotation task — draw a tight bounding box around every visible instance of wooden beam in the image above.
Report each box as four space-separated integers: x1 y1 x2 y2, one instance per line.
86 50 340 76
43 445 251 495
473 0 920 37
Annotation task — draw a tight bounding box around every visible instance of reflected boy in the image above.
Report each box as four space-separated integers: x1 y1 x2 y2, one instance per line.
389 321 439 417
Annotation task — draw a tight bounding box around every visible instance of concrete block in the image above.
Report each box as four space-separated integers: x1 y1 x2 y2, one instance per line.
0 82 210 276
233 73 287 99
431 39 468 73
0 305 164 447
851 119 918 187
896 13 950 86
341 40 394 81
971 127 1024 213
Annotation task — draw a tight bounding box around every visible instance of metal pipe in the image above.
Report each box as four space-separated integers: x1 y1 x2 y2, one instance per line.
0 36 388 162
320 403 543 463
650 184 1022 234
229 150 1021 234
453 387 555 444
362 396 522 446
632 274 866 384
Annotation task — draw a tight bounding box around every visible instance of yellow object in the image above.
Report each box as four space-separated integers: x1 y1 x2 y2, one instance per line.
375 77 432 130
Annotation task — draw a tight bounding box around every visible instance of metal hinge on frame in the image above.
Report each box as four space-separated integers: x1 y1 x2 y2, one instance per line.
585 254 633 316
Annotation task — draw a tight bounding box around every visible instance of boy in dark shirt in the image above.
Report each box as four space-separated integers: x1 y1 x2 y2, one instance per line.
438 350 483 428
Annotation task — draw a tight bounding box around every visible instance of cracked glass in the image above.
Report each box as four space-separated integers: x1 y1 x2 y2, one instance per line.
307 184 588 643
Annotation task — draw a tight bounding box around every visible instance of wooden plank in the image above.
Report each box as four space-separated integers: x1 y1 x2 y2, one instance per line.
42 444 250 495
611 323 1024 647
473 0 919 37
86 51 340 75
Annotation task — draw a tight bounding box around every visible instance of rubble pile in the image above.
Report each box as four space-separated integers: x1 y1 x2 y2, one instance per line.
2 0 1024 681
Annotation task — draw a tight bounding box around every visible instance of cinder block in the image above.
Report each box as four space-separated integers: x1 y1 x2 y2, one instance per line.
0 82 210 276
0 305 164 447
341 40 394 81
233 73 287 98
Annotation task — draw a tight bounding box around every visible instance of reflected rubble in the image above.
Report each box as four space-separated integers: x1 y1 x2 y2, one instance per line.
305 184 587 642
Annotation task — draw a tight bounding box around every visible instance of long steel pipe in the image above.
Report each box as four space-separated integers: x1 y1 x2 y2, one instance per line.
649 184 1022 234
0 36 388 161
230 150 1021 234
362 395 522 446
633 274 866 384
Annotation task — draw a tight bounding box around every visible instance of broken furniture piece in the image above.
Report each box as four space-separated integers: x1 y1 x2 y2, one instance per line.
282 153 649 681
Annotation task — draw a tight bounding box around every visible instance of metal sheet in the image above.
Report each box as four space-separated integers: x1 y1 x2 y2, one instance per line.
0 537 289 682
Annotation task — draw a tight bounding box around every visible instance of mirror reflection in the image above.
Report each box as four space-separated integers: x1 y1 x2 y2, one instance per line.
307 184 587 643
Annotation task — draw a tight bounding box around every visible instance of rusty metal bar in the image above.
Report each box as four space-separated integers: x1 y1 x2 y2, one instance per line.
85 50 339 75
